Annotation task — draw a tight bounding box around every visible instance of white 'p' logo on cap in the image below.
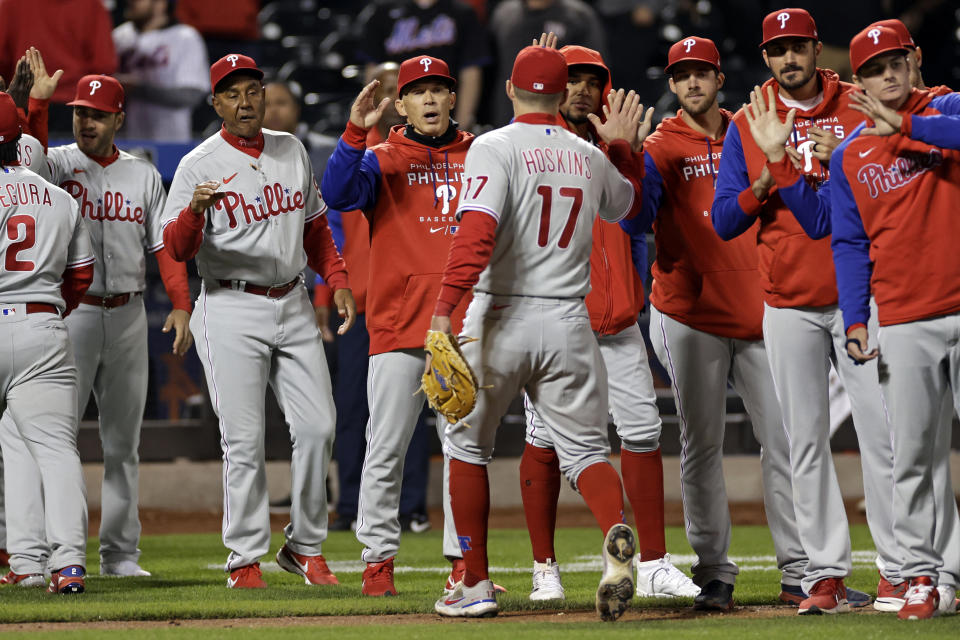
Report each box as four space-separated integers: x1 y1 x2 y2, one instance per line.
778 12 790 29
89 80 102 95
868 28 881 45
227 54 239 67
420 58 433 73
683 38 696 53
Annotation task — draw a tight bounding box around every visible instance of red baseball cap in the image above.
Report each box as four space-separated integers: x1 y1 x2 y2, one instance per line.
397 55 456 95
869 19 916 49
760 8 818 48
67 75 124 113
511 46 567 94
665 36 721 73
850 26 908 75
210 54 264 93
0 93 21 143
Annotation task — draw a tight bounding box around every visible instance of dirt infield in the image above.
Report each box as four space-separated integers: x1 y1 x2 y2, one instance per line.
119 501 870 536
0 604 888 632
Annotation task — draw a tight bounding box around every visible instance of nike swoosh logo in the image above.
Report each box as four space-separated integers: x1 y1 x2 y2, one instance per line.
227 577 239 587
73 168 85 174
492 304 510 311
858 149 875 158
444 598 464 605
297 559 309 574
430 226 445 233
223 172 238 183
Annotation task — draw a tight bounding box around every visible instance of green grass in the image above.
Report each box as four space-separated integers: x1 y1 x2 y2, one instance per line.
2 525 957 637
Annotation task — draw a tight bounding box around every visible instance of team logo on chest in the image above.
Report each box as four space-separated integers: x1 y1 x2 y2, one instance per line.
215 182 305 228
856 149 943 199
60 180 144 223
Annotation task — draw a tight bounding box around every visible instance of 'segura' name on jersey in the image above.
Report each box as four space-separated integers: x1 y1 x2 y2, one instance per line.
60 180 144 223
521 147 592 178
0 181 53 207
214 182 305 229
856 149 943 199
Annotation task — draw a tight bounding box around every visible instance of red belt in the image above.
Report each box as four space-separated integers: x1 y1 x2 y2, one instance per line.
25 303 58 314
218 278 299 299
81 292 140 308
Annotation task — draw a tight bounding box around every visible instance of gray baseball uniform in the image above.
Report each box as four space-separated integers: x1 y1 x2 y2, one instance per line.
0 165 94 573
162 128 339 571
43 144 167 567
445 120 637 481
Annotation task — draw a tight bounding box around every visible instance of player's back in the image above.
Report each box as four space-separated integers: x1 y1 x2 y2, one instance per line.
0 166 87 306
459 117 635 299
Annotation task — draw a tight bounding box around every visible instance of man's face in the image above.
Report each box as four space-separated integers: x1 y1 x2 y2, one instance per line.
263 83 300 134
855 53 911 109
213 75 265 138
763 38 820 91
125 0 156 23
396 81 455 137
561 68 604 124
669 62 723 116
73 106 123 156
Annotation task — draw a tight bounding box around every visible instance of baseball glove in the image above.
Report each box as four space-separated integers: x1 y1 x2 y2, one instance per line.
421 330 481 425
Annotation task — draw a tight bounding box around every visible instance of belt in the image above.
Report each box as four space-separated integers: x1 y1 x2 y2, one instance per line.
81 292 141 308
25 303 58 314
218 278 300 299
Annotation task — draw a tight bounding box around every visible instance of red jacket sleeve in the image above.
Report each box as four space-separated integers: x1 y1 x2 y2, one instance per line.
313 283 333 307
434 211 497 316
303 215 349 290
61 263 93 317
162 206 205 261
26 97 49 149
607 140 644 220
153 246 192 311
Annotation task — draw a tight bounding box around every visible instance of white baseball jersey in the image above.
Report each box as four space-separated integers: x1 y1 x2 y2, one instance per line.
112 22 210 142
457 122 635 298
17 134 50 181
47 145 166 297
161 129 327 285
0 166 95 307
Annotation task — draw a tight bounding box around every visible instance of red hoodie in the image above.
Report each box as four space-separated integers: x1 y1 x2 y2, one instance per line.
645 110 764 340
559 45 645 335
728 69 863 308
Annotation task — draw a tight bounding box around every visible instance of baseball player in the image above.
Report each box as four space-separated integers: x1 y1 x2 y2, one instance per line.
430 45 646 620
320 54 473 596
831 26 960 619
618 36 808 611
42 74 192 577
712 8 893 614
162 54 355 588
517 42 698 603
0 91 95 593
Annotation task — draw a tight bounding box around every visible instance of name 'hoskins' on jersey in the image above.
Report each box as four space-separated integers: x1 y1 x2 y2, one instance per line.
161 128 325 285
457 116 638 299
47 144 166 297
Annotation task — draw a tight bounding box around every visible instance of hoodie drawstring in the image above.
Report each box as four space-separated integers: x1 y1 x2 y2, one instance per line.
428 148 438 207
706 137 718 189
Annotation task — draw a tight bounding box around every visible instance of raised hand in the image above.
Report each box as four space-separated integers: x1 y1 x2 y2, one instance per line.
349 79 391 130
850 91 903 136
532 32 559 49
588 88 642 145
633 105 655 151
7 56 33 110
26 47 62 101
743 85 795 162
191 180 227 214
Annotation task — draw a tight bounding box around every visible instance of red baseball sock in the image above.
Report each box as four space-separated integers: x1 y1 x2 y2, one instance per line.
576 461 626 534
519 443 561 563
449 458 489 586
622 448 667 561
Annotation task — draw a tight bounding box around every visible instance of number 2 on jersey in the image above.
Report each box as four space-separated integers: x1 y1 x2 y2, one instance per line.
536 186 583 248
5 214 36 272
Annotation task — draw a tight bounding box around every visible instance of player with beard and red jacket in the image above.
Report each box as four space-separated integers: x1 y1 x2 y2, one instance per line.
619 36 807 612
517 42 699 604
712 8 889 614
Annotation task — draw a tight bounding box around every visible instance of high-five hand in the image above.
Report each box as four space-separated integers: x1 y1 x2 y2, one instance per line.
589 89 642 145
850 91 903 136
349 80 391 130
532 32 559 49
744 85 795 162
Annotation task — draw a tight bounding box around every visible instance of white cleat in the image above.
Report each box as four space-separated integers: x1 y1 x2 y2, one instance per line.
530 559 565 601
100 560 152 577
635 554 700 598
596 523 636 622
435 579 498 618
938 585 957 615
